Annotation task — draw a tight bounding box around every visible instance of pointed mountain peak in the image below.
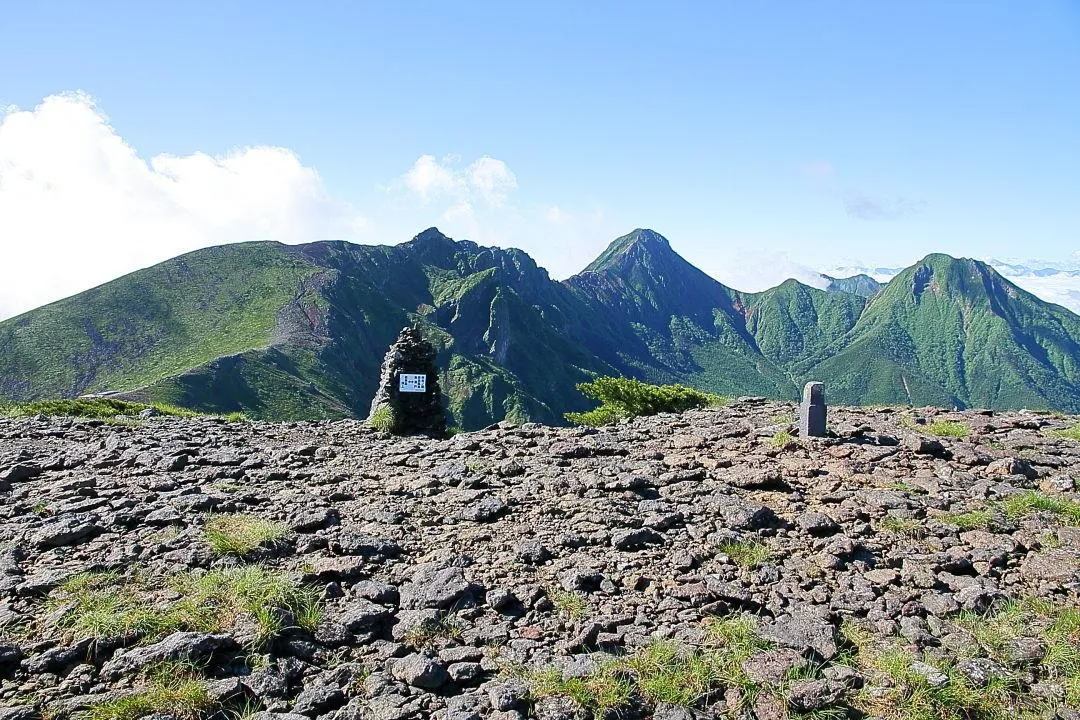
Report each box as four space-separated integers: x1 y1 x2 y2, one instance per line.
583 229 676 274
407 227 456 248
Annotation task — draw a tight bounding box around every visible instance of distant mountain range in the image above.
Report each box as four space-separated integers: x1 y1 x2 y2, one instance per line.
2 228 1080 428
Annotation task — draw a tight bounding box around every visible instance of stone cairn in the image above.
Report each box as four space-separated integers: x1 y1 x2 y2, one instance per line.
367 326 447 436
799 381 827 437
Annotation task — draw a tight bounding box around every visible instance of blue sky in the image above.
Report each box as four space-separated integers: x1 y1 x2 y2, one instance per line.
1 1 1079 317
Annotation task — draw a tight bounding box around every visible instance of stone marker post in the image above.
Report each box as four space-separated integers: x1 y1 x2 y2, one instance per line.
799 381 827 438
367 327 447 437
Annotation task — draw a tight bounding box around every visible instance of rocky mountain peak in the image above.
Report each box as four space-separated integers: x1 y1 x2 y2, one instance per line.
581 228 677 275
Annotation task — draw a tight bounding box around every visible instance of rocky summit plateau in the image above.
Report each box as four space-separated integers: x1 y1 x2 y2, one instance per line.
1 402 1079 720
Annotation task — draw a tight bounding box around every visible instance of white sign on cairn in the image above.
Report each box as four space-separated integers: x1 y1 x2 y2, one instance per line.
398 373 427 393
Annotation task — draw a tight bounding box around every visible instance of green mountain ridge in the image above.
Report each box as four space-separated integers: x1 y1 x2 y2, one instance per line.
2 229 1079 427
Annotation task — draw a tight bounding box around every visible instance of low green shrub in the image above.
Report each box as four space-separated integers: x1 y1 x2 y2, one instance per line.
565 377 726 427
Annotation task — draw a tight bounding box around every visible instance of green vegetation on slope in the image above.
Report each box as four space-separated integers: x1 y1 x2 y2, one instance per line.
3 229 1080 427
0 242 321 400
0 397 244 421
806 254 1080 412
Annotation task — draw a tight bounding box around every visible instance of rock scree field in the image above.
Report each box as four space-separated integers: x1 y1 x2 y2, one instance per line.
0 400 1079 719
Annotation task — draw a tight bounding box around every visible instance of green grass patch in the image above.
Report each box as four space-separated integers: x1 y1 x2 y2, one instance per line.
525 614 773 714
564 376 727 427
47 568 321 649
627 639 720 706
203 514 291 557
938 491 1080 531
957 597 1080 705
170 567 322 646
854 644 1017 720
770 431 795 448
548 588 588 621
939 508 995 530
401 615 463 650
1050 424 1080 441
49 573 181 641
876 516 923 537
925 420 971 438
718 539 772 569
1001 491 1080 525
528 662 634 715
849 596 1080 716
1 398 194 420
79 662 212 720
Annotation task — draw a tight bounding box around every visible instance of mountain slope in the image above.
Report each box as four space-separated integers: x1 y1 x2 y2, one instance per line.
2 231 1079 424
566 229 797 398
741 279 867 372
0 229 620 427
0 242 323 401
808 254 1080 410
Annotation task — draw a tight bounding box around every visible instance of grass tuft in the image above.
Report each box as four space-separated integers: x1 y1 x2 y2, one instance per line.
50 572 179 641
939 508 995 530
525 616 772 715
79 662 212 720
368 404 398 433
402 615 463 650
876 517 923 537
203 514 291 557
770 431 795 448
548 588 588 621
1000 491 1080 526
1050 424 1080 441
47 568 321 649
627 639 720 706
925 420 970 438
718 539 772 568
528 663 634 714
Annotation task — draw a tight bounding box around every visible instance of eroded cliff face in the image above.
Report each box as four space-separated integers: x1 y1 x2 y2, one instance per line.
0 400 1078 718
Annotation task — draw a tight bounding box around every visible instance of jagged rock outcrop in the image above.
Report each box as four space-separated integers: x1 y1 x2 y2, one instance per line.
0 402 1078 718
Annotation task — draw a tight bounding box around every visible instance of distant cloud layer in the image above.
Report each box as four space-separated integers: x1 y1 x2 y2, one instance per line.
801 160 927 222
0 92 366 319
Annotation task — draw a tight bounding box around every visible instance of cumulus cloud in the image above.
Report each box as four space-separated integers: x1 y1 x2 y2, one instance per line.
400 154 517 207
843 192 927 221
0 92 366 320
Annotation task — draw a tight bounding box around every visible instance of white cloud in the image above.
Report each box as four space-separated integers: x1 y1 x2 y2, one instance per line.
700 250 831 294
401 154 458 201
466 156 517 206
0 92 366 320
399 154 517 208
